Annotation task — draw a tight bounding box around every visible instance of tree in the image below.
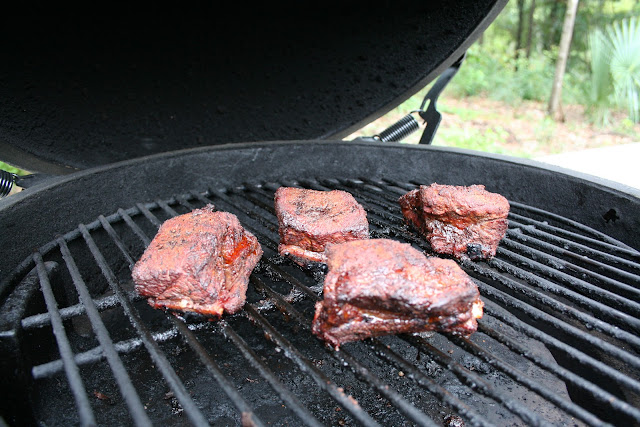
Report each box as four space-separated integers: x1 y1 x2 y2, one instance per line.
548 0 580 121
514 0 526 68
526 0 536 58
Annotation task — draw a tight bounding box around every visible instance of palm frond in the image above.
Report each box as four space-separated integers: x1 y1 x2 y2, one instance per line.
606 16 640 122
588 28 613 105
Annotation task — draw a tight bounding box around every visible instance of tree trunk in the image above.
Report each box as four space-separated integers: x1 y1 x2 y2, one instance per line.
548 0 579 121
544 0 561 50
515 0 526 68
526 0 536 58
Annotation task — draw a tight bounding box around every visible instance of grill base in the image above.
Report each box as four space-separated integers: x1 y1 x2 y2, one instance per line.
1 142 640 425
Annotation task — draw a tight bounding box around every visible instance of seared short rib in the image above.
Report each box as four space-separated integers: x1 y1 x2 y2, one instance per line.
398 183 509 260
274 187 369 266
312 239 483 348
132 204 263 317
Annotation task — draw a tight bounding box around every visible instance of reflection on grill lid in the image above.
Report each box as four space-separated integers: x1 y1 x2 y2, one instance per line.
1 178 639 425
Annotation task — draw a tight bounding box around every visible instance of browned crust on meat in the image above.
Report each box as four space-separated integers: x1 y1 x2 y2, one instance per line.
132 205 263 317
398 183 509 260
312 239 483 348
274 187 369 266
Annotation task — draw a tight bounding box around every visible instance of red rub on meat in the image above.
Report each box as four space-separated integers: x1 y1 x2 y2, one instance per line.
132 204 263 317
312 239 484 348
274 187 369 266
398 183 509 260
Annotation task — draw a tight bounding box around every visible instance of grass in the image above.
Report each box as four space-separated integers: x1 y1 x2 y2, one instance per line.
0 161 29 176
433 125 528 157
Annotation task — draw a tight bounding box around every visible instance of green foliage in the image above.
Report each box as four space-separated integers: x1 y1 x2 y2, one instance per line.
0 161 29 176
584 16 640 124
444 2 639 125
433 124 531 157
447 45 560 105
607 16 640 122
586 27 616 125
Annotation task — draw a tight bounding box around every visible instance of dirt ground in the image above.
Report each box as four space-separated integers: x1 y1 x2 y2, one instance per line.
349 95 640 158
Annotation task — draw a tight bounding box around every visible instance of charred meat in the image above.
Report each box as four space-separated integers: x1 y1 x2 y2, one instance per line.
274 187 369 266
132 204 263 317
312 239 483 348
399 183 509 260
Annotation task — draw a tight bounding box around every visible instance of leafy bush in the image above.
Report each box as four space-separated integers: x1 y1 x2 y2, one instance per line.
608 17 640 122
585 16 640 124
448 45 570 106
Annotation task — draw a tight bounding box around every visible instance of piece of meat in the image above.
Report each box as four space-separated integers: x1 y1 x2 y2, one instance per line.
274 187 369 266
312 239 483 348
131 204 263 317
398 183 509 260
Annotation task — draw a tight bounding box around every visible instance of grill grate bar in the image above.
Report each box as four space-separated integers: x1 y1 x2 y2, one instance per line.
156 199 179 217
218 319 325 427
507 217 640 273
480 297 640 420
499 236 640 303
66 231 152 426
477 316 628 423
30 324 204 379
473 256 640 350
199 190 441 425
249 274 440 427
21 291 140 330
225 185 594 426
118 208 153 247
508 200 640 253
400 334 554 427
487 251 640 338
75 216 211 426
32 251 97 426
505 228 640 290
243 304 382 427
508 212 640 261
471 272 640 391
136 197 321 426
448 335 608 426
135 202 163 228
98 215 136 268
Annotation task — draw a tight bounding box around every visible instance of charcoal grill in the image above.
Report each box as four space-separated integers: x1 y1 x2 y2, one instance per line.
1 4 640 427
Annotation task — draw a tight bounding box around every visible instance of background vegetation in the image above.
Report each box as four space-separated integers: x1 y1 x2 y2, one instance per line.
349 0 640 157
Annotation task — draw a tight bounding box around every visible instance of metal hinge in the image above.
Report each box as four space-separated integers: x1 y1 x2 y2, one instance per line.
355 52 465 144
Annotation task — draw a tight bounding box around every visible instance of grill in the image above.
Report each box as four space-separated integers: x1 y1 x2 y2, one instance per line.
2 3 640 426
2 165 639 426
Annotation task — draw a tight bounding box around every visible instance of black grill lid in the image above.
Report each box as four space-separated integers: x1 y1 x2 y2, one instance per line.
0 2 506 174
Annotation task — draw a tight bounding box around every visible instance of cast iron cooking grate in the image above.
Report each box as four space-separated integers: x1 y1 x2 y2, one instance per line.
1 178 640 426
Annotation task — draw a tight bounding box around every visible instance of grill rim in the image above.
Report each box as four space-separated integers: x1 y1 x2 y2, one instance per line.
2 140 639 289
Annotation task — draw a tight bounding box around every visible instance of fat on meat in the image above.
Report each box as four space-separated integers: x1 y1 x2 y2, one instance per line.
274 187 369 266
